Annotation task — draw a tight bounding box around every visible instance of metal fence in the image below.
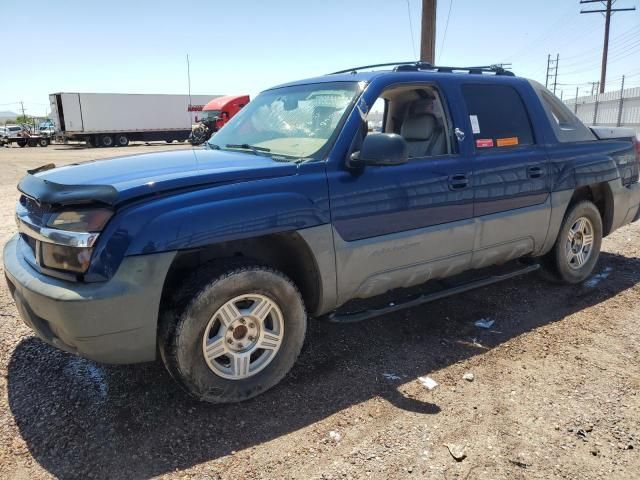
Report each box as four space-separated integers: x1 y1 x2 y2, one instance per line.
564 86 640 137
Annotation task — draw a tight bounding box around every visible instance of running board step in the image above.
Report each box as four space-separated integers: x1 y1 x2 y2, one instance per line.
328 263 540 323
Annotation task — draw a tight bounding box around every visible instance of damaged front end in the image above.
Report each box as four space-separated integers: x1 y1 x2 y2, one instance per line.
15 171 117 281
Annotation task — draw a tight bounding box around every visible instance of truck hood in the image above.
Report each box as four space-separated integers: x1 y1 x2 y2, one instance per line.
19 149 299 206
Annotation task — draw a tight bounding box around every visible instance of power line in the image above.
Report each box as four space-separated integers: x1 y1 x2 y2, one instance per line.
561 31 640 68
561 24 640 62
501 3 576 62
580 0 636 93
437 0 454 63
405 0 417 59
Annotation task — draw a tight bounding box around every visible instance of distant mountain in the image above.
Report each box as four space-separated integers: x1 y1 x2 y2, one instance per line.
0 111 18 121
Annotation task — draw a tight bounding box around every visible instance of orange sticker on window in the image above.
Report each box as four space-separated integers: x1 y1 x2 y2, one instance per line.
496 137 519 147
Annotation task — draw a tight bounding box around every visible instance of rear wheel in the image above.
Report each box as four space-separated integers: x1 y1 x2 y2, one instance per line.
38 138 48 147
540 200 602 284
99 134 114 147
159 262 307 403
115 134 129 147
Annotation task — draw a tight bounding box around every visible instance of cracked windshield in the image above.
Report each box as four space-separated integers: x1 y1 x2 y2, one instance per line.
209 81 362 160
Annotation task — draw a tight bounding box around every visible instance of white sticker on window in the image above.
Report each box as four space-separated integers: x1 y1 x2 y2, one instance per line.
470 115 480 134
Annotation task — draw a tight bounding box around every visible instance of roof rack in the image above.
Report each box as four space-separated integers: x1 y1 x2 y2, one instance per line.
328 61 514 76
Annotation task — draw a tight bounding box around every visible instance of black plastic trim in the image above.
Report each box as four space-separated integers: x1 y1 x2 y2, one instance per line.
18 174 118 207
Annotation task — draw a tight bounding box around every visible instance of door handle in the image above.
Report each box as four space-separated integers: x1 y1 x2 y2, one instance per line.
448 173 469 190
527 166 545 178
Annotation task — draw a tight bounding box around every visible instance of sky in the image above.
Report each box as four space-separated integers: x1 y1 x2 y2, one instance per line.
1 0 639 116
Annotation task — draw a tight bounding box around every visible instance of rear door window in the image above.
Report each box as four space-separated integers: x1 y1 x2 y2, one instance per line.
462 84 534 150
531 82 597 143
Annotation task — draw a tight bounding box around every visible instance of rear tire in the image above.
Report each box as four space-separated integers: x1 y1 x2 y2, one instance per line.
159 262 307 403
99 134 114 147
115 134 129 147
38 138 48 147
540 200 602 284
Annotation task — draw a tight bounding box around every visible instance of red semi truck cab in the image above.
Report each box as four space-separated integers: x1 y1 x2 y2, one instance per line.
198 95 250 130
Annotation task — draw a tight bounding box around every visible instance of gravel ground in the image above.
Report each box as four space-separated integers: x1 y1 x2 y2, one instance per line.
0 143 638 479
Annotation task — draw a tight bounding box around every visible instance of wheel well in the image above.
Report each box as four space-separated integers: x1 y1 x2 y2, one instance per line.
569 183 614 236
160 232 322 315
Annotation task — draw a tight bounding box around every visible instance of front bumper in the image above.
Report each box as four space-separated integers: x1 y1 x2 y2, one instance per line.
3 235 176 364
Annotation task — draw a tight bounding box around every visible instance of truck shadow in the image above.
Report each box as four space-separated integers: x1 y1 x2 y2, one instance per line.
7 251 640 479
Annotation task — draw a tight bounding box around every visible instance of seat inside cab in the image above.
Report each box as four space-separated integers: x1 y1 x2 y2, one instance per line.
367 86 451 158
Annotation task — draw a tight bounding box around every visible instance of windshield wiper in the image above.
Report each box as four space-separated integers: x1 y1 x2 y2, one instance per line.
204 142 221 150
225 143 271 156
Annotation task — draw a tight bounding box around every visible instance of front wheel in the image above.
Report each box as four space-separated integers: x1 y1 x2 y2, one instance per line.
159 262 307 403
540 200 603 284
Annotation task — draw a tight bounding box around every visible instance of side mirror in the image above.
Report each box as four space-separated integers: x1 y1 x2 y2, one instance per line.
349 133 408 168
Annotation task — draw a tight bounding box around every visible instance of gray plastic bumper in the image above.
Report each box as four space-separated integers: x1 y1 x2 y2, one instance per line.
3 235 176 364
610 181 640 233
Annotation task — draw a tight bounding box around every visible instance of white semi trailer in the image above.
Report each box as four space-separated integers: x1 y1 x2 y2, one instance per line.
49 92 221 147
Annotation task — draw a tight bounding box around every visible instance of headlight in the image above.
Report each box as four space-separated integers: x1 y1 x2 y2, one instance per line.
41 243 93 273
46 209 113 232
38 209 112 273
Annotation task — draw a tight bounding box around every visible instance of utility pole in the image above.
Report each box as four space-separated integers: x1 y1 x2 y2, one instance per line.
186 54 193 124
20 101 25 118
574 86 579 114
545 54 551 88
553 53 559 95
545 54 559 94
616 75 625 126
420 0 436 64
580 0 635 94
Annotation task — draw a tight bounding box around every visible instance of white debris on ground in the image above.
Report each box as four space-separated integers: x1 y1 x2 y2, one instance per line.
445 443 467 461
584 267 613 288
462 372 475 382
328 431 342 443
382 373 402 380
63 356 108 402
417 376 439 390
474 318 495 329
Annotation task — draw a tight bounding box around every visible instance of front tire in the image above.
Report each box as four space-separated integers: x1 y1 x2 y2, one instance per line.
159 262 307 403
541 200 602 284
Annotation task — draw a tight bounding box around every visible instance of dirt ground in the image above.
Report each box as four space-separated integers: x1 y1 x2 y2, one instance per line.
0 143 638 480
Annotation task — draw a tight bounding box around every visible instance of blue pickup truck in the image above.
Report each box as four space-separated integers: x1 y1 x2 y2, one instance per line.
5 63 640 403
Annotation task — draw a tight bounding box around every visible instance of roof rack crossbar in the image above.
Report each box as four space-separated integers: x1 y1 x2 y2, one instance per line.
328 61 429 75
328 62 514 76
